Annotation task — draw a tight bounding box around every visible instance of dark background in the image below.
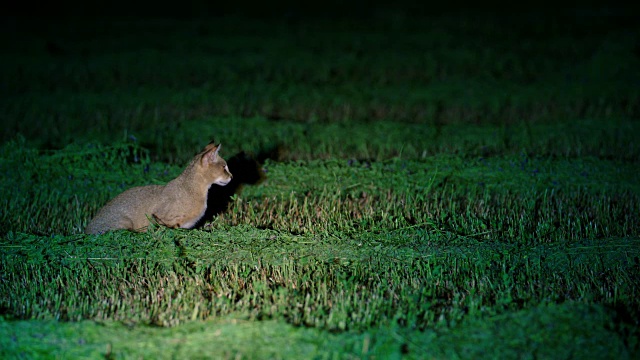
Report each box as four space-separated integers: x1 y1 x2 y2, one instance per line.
3 1 639 20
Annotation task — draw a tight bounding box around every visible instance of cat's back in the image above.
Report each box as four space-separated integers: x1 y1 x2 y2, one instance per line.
102 184 164 210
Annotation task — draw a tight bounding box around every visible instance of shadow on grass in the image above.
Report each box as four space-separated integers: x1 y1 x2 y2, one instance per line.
195 146 282 228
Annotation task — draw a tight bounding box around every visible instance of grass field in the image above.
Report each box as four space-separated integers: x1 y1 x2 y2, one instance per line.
1 6 640 359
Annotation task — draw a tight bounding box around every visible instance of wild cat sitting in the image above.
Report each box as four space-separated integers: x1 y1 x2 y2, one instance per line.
85 142 232 234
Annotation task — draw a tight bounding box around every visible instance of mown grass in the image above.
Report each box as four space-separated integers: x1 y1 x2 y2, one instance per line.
2 226 639 330
0 302 632 359
1 135 639 357
1 8 640 358
2 136 638 239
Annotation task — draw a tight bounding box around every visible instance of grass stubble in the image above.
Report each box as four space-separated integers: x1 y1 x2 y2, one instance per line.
1 132 639 358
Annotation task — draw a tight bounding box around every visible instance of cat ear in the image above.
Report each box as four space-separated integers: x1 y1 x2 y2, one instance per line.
203 141 217 152
201 143 220 165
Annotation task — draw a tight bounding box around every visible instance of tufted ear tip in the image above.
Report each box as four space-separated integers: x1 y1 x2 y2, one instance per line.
204 141 217 151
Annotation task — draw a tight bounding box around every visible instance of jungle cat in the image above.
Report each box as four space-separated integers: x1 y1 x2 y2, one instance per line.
85 143 232 234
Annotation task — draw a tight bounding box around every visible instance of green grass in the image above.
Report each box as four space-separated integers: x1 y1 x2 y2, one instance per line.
0 302 632 359
2 227 639 329
1 9 640 358
1 138 639 357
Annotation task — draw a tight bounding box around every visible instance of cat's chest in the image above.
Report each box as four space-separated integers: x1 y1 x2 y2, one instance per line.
179 197 207 229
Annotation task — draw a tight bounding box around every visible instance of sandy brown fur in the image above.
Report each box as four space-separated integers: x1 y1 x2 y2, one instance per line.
85 143 232 234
